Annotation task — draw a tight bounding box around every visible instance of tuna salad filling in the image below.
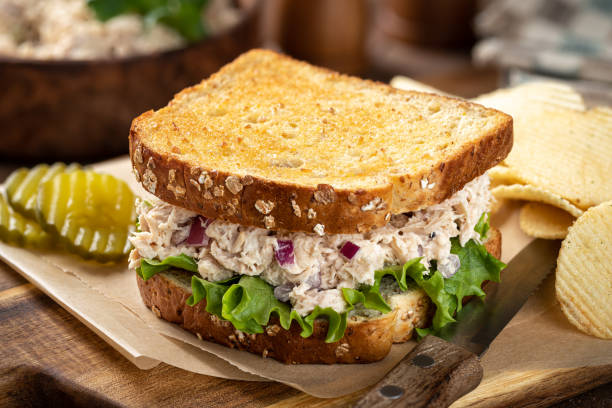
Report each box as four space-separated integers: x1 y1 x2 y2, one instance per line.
130 174 492 317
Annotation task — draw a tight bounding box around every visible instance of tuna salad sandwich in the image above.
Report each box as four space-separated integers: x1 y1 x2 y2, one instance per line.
128 49 513 364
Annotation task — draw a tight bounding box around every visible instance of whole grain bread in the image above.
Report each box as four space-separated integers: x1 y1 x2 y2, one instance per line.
130 49 513 234
136 228 501 364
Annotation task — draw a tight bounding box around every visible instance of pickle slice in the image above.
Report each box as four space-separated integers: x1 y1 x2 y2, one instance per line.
0 193 52 248
5 163 78 220
37 169 136 262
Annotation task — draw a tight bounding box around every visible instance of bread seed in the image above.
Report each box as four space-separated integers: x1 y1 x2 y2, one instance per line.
196 333 203 340
213 185 224 197
314 184 336 204
134 145 144 164
335 343 349 357
225 176 243 194
168 184 186 198
290 199 301 217
203 175 213 189
203 191 213 200
146 157 155 169
262 349 269 358
266 324 281 336
347 192 358 205
255 200 275 215
168 169 176 183
198 172 207 185
361 197 384 212
226 202 237 215
313 224 325 236
151 305 161 319
235 330 246 343
307 208 316 219
142 169 157 194
242 175 254 185
190 179 201 191
264 215 275 229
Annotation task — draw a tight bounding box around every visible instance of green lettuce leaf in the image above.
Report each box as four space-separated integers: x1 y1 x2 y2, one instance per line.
87 0 209 42
188 274 347 342
137 253 197 280
474 212 490 240
412 214 506 337
220 276 297 334
342 258 420 315
187 275 233 317
408 267 458 333
445 238 504 312
303 306 348 342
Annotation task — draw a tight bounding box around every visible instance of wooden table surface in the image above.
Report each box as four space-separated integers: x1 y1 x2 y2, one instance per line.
2 66 611 408
3 244 611 408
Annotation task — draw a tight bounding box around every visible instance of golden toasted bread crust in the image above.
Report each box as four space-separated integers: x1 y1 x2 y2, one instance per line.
129 49 513 234
136 228 501 364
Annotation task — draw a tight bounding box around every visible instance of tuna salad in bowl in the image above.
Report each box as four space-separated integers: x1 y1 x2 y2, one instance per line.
0 0 260 159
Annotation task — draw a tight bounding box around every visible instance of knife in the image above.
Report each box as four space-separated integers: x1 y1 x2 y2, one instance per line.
353 238 561 408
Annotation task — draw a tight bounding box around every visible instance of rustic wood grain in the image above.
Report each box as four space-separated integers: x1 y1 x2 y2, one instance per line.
354 335 482 408
452 367 612 408
0 262 26 291
0 274 300 408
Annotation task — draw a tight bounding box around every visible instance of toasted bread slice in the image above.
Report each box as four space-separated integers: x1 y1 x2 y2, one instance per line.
130 49 512 234
136 228 501 364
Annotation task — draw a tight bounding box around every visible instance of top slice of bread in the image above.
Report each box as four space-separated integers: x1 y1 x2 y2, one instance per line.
130 49 512 234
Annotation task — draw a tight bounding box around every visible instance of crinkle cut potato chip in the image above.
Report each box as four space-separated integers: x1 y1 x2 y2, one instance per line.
488 165 524 188
475 82 586 113
476 83 612 210
519 202 575 239
491 184 584 218
556 201 612 339
390 76 451 96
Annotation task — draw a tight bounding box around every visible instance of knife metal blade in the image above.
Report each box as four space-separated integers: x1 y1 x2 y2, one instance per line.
354 238 561 408
438 238 561 356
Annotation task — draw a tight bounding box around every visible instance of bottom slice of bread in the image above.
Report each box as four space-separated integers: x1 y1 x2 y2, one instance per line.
136 228 501 364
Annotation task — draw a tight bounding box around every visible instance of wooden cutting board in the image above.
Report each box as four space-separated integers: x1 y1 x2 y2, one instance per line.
1 260 611 408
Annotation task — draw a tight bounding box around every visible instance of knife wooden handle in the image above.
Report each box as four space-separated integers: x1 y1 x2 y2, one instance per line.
353 335 483 408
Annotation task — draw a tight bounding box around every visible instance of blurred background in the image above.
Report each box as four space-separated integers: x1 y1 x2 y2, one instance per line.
0 0 611 164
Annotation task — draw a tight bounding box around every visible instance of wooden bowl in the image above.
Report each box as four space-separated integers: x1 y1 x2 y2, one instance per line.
0 2 260 161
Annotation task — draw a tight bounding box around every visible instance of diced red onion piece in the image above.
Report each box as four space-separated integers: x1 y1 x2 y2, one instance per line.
340 241 360 260
185 216 211 246
275 239 295 266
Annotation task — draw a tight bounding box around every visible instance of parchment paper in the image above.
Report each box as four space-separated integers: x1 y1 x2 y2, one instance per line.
2 155 611 398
